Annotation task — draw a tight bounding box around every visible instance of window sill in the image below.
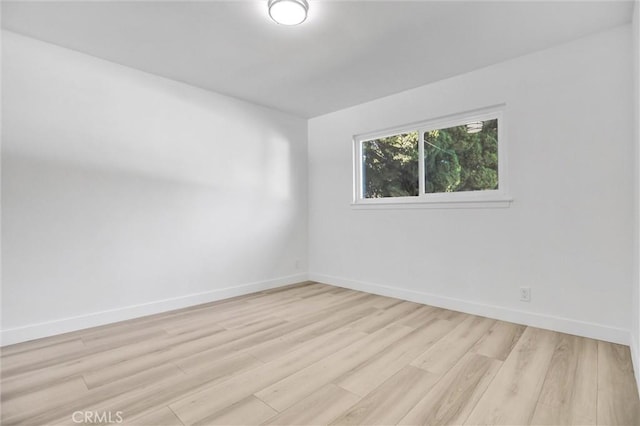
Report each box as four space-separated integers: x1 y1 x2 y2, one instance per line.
351 197 513 210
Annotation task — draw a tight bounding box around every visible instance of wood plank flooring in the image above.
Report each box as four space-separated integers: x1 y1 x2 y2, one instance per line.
1 282 639 425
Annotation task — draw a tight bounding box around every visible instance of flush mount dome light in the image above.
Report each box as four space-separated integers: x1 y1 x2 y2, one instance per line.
268 0 309 25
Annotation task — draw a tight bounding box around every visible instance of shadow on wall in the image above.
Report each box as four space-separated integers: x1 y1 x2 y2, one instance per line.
2 30 300 197
1 151 299 327
1 31 307 331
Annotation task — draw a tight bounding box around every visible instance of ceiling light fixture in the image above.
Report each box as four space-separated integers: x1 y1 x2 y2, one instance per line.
268 0 309 26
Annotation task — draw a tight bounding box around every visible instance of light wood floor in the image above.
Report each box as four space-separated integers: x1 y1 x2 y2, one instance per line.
1 282 639 425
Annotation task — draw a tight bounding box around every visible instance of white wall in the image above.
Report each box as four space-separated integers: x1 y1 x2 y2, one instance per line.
632 0 640 389
1 31 308 345
308 25 634 344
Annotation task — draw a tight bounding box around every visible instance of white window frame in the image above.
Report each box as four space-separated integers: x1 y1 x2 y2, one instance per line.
352 105 511 209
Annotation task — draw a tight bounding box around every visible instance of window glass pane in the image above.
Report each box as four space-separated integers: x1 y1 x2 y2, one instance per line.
424 119 498 193
362 131 419 198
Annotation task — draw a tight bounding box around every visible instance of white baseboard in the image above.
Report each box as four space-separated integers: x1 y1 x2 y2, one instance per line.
0 273 308 346
309 273 630 345
4 272 630 349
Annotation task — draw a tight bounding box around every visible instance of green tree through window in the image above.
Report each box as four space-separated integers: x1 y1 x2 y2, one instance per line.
424 119 498 193
361 119 498 198
362 132 419 198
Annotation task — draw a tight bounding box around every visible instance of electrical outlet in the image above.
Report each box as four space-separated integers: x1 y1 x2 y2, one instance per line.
294 259 300 270
520 287 531 302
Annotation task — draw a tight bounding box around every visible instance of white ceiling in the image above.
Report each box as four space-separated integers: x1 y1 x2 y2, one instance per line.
1 1 634 117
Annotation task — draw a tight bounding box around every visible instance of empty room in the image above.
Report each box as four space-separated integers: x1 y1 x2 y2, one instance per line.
2 0 640 425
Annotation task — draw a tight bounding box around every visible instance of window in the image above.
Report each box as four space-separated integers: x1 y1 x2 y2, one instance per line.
353 106 509 207
362 131 419 198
